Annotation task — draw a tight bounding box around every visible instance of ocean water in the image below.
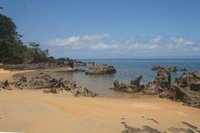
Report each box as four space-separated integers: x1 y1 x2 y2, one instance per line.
58 59 200 97
82 59 200 83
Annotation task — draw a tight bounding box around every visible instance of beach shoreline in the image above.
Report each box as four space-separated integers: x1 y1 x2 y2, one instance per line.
0 69 200 132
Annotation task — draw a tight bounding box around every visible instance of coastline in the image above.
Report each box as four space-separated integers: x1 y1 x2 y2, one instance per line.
0 69 200 132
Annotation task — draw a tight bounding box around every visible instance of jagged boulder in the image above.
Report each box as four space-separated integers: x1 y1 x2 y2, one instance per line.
159 91 175 99
130 75 143 88
167 65 178 72
180 68 187 71
43 88 61 94
0 80 11 90
110 75 144 93
121 124 162 133
86 64 116 75
151 65 164 71
143 67 171 95
171 72 200 108
71 86 97 97
58 78 77 91
15 76 29 89
111 80 136 93
14 73 97 97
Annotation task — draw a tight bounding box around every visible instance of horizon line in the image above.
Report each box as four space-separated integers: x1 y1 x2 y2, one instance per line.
75 58 200 60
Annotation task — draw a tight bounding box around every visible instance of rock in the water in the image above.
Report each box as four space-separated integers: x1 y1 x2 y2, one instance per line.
180 68 187 71
130 75 143 88
143 67 172 95
111 75 144 93
0 80 11 90
167 65 178 72
151 65 164 71
86 64 116 75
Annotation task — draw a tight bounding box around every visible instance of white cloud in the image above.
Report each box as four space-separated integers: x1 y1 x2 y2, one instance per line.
46 36 80 46
168 37 200 52
82 34 110 42
43 34 200 58
90 43 119 50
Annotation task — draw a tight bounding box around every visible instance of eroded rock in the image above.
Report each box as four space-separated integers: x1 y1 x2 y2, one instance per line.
71 86 97 97
86 64 116 75
15 73 97 97
110 75 144 93
121 124 162 133
130 75 143 88
171 71 200 108
143 66 172 95
0 80 11 90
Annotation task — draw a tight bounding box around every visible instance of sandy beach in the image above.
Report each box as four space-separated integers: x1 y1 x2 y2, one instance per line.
0 69 200 133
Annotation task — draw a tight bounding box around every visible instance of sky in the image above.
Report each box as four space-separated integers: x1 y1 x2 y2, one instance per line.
1 0 200 59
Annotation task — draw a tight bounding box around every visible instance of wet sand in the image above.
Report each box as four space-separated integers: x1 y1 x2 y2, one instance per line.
0 69 200 133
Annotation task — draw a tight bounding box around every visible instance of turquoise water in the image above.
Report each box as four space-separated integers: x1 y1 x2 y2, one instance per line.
82 59 200 83
58 59 200 97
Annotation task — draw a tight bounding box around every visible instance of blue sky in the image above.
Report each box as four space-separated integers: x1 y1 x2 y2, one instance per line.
1 0 200 59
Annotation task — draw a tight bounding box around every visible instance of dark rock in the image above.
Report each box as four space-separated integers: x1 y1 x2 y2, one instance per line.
146 118 159 124
172 84 200 108
71 86 97 97
181 122 198 131
180 68 187 71
143 67 172 95
121 124 162 133
171 72 200 108
43 88 61 94
111 75 144 93
151 65 164 71
143 80 163 95
14 73 97 97
130 75 143 88
167 65 178 72
159 91 175 99
86 64 116 75
15 76 29 89
19 76 27 82
111 80 139 93
113 80 122 89
189 81 200 92
0 80 11 90
168 127 194 133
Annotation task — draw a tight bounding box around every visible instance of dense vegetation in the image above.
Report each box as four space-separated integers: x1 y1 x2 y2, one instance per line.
0 13 48 64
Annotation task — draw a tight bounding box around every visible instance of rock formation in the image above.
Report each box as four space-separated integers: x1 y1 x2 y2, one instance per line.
0 80 11 90
171 72 200 108
15 73 97 97
86 64 116 75
71 86 97 97
143 66 172 95
110 75 144 93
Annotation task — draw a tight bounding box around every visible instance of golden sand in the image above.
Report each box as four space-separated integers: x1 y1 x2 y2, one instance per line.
0 69 200 133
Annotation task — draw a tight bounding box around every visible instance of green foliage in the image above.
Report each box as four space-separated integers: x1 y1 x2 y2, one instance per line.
0 13 49 64
28 42 49 62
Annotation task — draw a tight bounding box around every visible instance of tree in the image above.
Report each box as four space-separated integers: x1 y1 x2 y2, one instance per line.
29 42 49 62
0 13 49 64
0 13 21 42
0 13 27 63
